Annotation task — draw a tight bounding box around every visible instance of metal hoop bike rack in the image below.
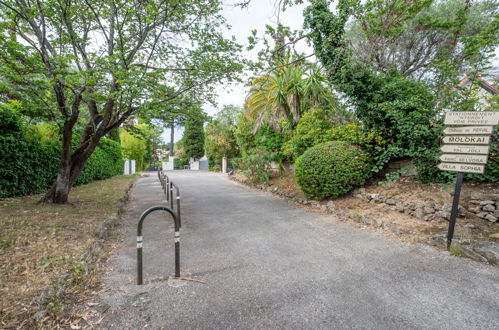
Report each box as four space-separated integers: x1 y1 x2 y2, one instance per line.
157 169 181 228
136 206 180 285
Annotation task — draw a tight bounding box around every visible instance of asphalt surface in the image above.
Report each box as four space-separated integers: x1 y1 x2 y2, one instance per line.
99 171 499 329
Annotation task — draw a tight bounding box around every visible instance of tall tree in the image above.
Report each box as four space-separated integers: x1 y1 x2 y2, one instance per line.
205 104 242 169
183 106 206 160
0 0 243 203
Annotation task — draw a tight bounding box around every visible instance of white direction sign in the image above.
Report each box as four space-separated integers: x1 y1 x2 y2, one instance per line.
439 154 488 164
437 163 485 174
441 135 490 145
443 126 493 135
440 144 489 154
444 111 499 125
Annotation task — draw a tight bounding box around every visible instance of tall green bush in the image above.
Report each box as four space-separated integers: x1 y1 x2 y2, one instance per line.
295 141 371 200
0 107 124 198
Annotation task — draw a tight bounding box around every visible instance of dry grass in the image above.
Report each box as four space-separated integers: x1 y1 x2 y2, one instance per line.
0 175 137 329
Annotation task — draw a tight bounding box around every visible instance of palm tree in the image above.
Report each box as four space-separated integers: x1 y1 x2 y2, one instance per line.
246 64 306 133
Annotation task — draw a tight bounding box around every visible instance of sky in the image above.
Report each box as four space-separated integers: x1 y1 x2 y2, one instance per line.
160 0 309 144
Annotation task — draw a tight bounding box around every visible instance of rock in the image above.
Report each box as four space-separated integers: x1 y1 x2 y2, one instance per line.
460 245 488 263
415 207 425 219
436 210 450 220
471 241 499 265
480 200 495 206
468 206 481 213
494 210 499 218
477 212 488 219
395 203 405 212
352 188 366 195
465 223 478 229
482 204 495 212
386 198 396 205
361 216 372 225
469 199 481 205
470 192 499 201
404 202 417 211
428 232 447 247
423 206 435 214
423 214 434 221
326 201 335 211
489 233 499 239
484 214 498 223
367 194 381 202
442 203 466 216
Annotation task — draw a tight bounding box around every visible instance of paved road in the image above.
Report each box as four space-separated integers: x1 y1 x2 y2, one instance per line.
100 171 499 329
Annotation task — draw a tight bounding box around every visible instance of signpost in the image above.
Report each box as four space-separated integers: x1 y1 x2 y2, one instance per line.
439 112 498 249
441 135 490 144
439 145 489 154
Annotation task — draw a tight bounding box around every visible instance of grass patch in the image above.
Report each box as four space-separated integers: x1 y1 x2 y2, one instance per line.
449 241 463 257
0 175 137 328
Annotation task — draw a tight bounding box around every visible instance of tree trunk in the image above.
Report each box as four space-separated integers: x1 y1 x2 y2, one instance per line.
41 134 100 204
169 121 175 156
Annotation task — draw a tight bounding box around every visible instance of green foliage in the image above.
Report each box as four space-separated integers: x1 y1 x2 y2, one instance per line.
174 157 189 170
305 1 441 176
184 107 206 160
0 0 245 202
205 105 241 171
0 108 123 198
282 109 373 159
449 241 463 257
0 135 60 198
295 141 371 200
282 109 333 159
254 125 286 159
76 139 123 185
235 110 257 155
119 123 160 171
237 148 277 182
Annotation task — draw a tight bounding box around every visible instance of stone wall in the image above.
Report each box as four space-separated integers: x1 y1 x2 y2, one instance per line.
352 189 498 223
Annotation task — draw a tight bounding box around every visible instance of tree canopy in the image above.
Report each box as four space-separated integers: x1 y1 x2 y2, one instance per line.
0 0 244 203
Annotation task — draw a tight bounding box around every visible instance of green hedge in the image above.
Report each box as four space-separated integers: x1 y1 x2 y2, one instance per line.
295 141 371 200
174 157 189 170
0 107 124 198
76 139 124 185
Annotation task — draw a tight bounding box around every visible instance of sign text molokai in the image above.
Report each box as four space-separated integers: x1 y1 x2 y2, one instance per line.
441 135 490 144
439 111 498 250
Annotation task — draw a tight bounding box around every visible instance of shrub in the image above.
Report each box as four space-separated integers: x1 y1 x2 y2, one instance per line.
174 157 189 170
0 107 124 198
237 148 276 182
295 141 371 200
76 139 123 185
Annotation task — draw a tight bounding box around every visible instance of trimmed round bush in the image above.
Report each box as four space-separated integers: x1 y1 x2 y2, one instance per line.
295 141 371 200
